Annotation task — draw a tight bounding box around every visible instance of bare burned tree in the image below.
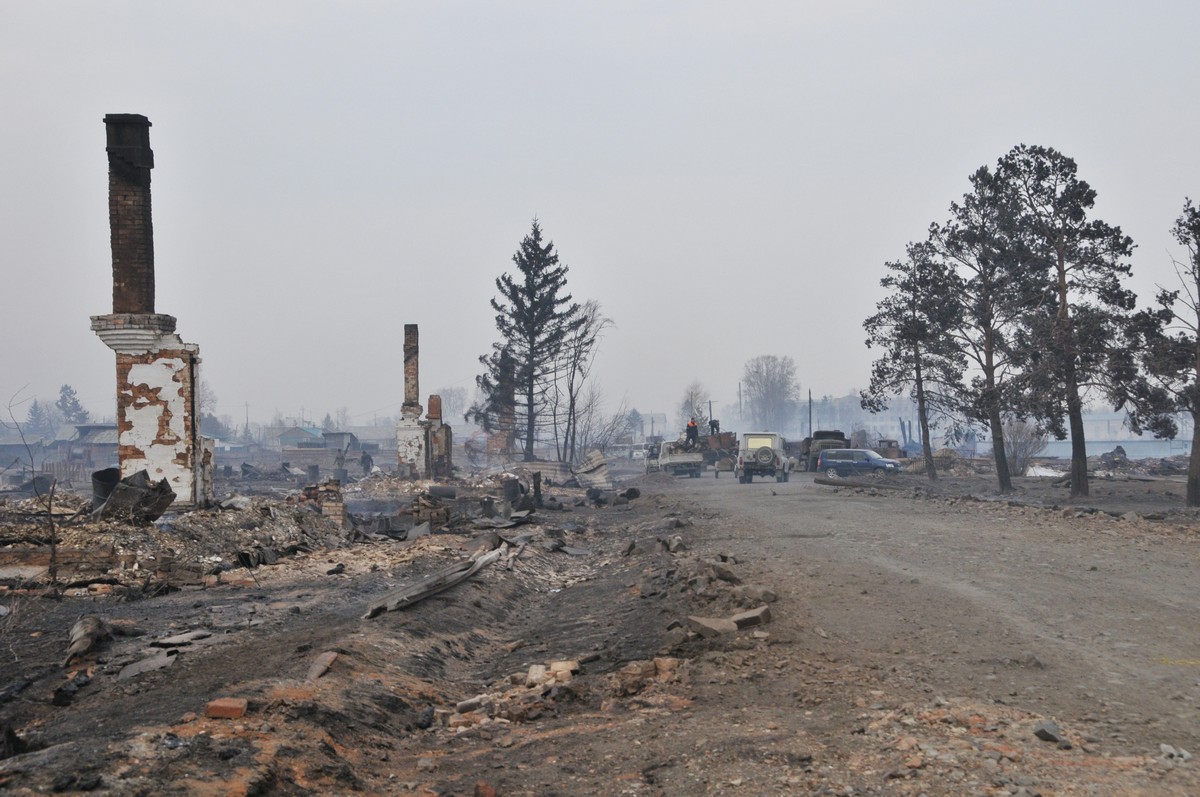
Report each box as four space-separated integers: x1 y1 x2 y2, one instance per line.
435 387 467 423
7 389 59 586
1130 198 1200 505
677 382 709 432
1002 416 1048 476
571 388 630 461
549 300 612 463
742 355 799 431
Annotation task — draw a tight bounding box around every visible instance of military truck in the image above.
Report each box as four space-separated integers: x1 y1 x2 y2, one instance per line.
873 438 905 459
798 430 850 472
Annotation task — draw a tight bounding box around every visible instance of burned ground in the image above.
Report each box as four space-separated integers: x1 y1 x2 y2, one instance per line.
1 464 1198 796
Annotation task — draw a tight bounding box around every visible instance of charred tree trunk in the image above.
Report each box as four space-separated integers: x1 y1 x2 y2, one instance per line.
913 356 938 480
988 408 1012 492
1187 410 1200 507
1054 238 1088 497
524 380 536 462
982 326 1012 492
1065 376 1089 497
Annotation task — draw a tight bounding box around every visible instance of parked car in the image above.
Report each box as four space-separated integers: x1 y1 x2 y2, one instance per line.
816 448 901 478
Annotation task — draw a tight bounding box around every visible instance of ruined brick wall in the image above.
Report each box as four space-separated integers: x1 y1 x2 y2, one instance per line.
430 423 453 478
396 421 427 480
93 314 209 506
112 347 202 504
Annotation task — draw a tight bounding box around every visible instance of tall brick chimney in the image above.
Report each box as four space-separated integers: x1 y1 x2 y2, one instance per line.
92 114 213 508
104 114 155 314
402 323 422 419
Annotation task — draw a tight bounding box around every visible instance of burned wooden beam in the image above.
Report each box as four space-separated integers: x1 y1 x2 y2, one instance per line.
363 548 502 619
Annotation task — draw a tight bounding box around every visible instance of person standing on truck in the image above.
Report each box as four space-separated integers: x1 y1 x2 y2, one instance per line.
686 417 699 449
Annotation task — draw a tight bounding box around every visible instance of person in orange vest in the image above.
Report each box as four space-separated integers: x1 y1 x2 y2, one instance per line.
685 417 699 449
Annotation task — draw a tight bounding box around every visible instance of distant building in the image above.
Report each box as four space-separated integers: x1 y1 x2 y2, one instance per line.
322 431 361 453
275 426 324 449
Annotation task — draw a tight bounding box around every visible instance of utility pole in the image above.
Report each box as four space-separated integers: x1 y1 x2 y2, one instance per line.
738 382 743 420
808 389 813 439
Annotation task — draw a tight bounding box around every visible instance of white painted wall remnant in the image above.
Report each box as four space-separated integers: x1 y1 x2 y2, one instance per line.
121 357 194 502
396 419 426 480
91 313 212 507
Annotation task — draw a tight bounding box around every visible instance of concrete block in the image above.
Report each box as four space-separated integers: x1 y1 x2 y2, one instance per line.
730 605 772 629
525 664 548 687
686 615 738 637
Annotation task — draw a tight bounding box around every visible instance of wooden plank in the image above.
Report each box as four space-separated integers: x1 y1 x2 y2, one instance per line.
363 548 503 619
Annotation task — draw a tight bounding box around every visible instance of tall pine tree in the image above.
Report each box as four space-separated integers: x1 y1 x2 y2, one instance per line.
928 165 1046 492
997 145 1139 498
472 220 583 461
861 241 965 479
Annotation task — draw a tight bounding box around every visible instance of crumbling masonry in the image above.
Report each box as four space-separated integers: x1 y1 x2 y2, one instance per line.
395 324 453 479
90 114 213 506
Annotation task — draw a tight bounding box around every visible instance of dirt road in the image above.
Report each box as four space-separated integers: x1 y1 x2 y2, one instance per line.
2 470 1198 795
701 472 1200 754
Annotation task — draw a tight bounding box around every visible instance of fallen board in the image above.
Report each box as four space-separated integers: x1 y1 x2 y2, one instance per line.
362 547 503 619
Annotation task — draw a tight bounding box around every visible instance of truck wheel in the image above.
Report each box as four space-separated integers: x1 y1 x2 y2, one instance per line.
825 467 839 478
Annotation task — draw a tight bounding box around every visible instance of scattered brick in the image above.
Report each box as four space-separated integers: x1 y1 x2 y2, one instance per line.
204 697 248 719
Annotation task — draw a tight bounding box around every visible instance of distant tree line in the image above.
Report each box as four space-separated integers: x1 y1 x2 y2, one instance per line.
16 385 93 440
862 143 1199 503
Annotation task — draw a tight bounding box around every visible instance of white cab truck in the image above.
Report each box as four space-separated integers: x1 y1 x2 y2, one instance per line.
654 439 704 478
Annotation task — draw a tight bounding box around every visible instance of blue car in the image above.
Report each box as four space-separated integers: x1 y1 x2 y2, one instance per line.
816 448 902 478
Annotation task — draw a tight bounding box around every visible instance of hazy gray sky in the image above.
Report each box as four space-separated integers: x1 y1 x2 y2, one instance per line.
3 2 1198 431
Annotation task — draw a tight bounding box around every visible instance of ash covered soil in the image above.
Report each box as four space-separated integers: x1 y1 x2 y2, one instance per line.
1 463 1199 796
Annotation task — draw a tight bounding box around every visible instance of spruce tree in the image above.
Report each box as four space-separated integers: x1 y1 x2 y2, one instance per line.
472 220 583 461
56 384 91 425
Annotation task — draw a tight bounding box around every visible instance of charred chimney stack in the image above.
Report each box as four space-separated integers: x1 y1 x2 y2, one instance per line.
104 114 156 314
402 323 422 419
91 114 213 507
